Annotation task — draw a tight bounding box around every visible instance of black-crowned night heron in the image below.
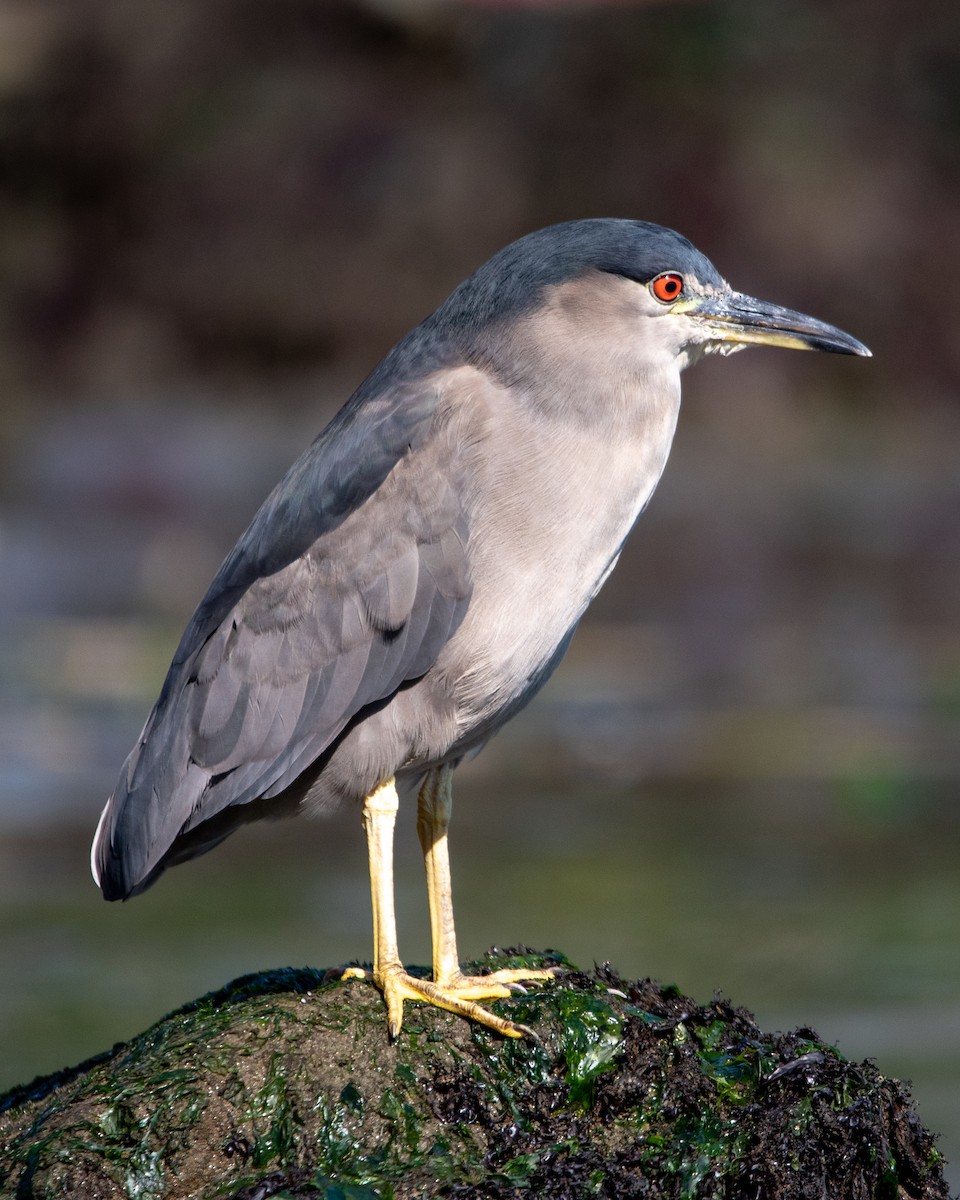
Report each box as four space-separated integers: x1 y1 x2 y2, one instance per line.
93 219 870 1038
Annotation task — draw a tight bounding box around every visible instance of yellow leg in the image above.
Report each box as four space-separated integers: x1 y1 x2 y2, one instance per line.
417 764 462 986
418 766 560 1005
342 770 559 1039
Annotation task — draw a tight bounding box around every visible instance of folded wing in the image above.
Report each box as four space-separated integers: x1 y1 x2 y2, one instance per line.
93 375 474 899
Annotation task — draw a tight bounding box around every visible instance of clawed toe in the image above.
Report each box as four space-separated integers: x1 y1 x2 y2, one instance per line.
341 960 559 1039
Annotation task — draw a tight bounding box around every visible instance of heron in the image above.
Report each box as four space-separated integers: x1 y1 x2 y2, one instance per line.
92 219 870 1038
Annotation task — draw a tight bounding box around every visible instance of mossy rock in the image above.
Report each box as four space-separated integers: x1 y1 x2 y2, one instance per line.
0 950 950 1199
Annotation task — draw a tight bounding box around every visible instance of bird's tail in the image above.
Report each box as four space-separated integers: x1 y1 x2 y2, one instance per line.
91 715 208 900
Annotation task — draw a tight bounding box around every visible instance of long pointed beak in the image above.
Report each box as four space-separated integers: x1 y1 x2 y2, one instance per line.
693 291 872 357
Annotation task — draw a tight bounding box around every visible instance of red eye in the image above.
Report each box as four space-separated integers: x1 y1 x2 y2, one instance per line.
651 272 684 303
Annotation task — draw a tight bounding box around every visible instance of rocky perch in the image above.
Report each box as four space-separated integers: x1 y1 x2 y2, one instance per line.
0 950 950 1199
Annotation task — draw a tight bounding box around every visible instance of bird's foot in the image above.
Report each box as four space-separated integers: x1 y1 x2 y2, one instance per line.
340 962 561 1039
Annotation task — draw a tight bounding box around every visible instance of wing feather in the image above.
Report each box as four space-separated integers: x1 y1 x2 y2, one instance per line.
94 370 479 899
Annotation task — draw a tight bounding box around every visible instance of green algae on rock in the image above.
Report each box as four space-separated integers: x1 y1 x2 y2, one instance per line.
0 951 949 1199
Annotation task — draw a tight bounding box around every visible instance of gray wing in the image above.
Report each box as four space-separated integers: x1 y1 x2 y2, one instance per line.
94 375 473 900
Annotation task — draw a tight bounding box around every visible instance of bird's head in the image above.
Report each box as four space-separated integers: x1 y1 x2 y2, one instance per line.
637 259 872 368
449 219 870 385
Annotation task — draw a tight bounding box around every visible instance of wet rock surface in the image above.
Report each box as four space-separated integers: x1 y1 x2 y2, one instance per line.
0 950 950 1199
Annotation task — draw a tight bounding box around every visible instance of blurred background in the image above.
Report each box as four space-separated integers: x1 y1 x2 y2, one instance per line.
1 0 959 1183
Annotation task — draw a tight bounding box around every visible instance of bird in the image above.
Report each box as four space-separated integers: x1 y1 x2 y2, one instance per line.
92 218 870 1039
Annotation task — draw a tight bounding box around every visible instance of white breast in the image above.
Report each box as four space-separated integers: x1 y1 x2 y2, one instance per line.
442 365 683 730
